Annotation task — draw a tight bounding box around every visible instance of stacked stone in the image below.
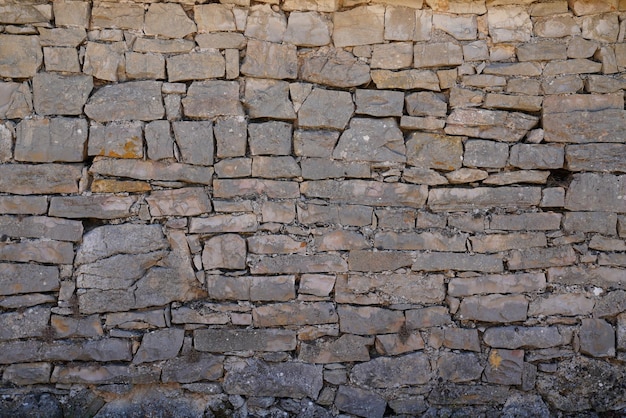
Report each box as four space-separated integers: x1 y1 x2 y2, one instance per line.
1 0 626 416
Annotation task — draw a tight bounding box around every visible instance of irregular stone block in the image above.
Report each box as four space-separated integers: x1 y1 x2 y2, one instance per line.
284 11 331 46
172 121 214 166
53 0 90 27
189 214 258 234
484 326 569 349
371 42 413 70
338 305 404 335
85 81 163 122
134 38 195 54
376 332 424 355
241 39 297 80
297 203 373 226
533 16 580 38
429 384 510 406
442 328 481 351
253 302 336 327
316 230 368 251
90 158 213 185
464 140 509 168
0 263 58 296
458 294 528 322
438 353 483 382
0 81 32 119
483 170 550 186
250 254 347 274
508 245 576 270
580 319 615 357
215 117 247 158
488 6 532 43
355 89 404 117
567 144 626 172
375 231 466 252
384 6 416 41
300 334 371 363
52 364 161 385
335 386 386 418
195 328 295 352
145 120 173 160
484 349 524 385
564 211 617 235
484 94 543 112
333 5 384 47
202 234 246 270
509 144 564 170
414 42 463 68
182 81 243 119
406 306 451 329
162 353 223 383
333 118 405 163
88 121 143 159
83 41 125 82
428 187 541 212
33 73 92 116
15 118 87 163
544 58 603 75
214 179 299 199
301 158 370 180
0 306 50 340
348 250 414 272
196 33 246 49
244 78 295 120
490 212 562 230
245 4 287 42
125 52 165 80
303 180 427 208
91 2 144 30
298 89 353 130
282 0 341 12
0 164 81 195
224 359 322 399
371 69 440 90
448 273 546 297
0 4 50 24
144 3 196 39
248 121 292 155
194 4 236 32
167 52 225 82
49 195 136 220
0 215 82 243
0 35 42 78
147 188 211 218
405 91 447 117
565 173 626 212
446 108 538 142
413 252 503 273
3 363 52 385
133 328 184 364
300 47 371 88
351 353 430 388
528 293 594 316
336 273 445 305
406 132 462 171
581 13 619 43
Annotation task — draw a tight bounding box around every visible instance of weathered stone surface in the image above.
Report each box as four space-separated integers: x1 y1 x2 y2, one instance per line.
133 328 184 364
336 273 445 305
428 187 541 212
483 170 550 185
484 94 543 112
0 306 50 340
190 214 258 234
488 6 532 43
544 58 603 76
348 251 413 272
338 305 404 335
202 234 246 270
448 273 546 297
241 39 297 80
371 69 440 90
196 328 296 352
463 140 509 169
301 159 370 180
144 3 196 39
414 252 504 272
51 364 160 385
484 62 543 77
533 16 580 38
244 78 295 120
85 81 163 122
167 52 225 82
0 164 81 195
3 363 52 385
302 180 427 208
375 231 466 252
509 144 564 170
224 359 323 399
49 195 136 220
484 326 569 349
333 5 384 47
214 179 299 199
376 332 425 355
351 353 431 388
0 338 132 364
0 81 32 119
528 293 594 316
429 384 511 406
91 2 143 30
298 89 353 130
594 290 626 317
406 306 451 329
33 73 92 116
244 4 287 42
83 41 124 82
446 109 538 142
194 4 236 32
299 274 335 297
581 13 619 43
335 386 386 418
457 294 528 322
251 254 347 274
298 203 373 226
162 353 223 383
333 118 405 163
414 42 463 68
282 0 340 12
88 121 143 159
0 35 42 78
214 117 247 158
566 144 626 172
447 169 490 185
299 334 372 363
406 132 462 171
0 215 82 243
134 38 195 54
91 158 213 185
316 230 368 251
249 121 292 155
284 11 331 46
564 212 617 235
355 89 404 117
196 33 246 49
147 188 211 218
125 52 165 80
371 42 413 70
182 81 243 119
438 352 483 382
484 349 524 385
15 118 87 163
433 13 477 40
579 318 615 357
0 239 73 264
441 328 481 351
384 6 416 41
300 47 371 88
565 174 626 212
0 263 59 296
490 213 562 231
172 121 214 166
508 245 576 270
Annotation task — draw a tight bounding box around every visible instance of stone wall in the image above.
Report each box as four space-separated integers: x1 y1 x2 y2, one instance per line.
1 0 626 416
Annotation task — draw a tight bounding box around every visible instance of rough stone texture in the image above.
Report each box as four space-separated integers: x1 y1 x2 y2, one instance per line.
351 352 431 388
16 118 88 163
300 48 371 88
85 81 163 122
333 118 405 163
0 35 43 78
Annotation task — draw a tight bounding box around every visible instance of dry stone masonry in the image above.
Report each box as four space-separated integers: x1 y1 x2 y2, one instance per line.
1 0 626 416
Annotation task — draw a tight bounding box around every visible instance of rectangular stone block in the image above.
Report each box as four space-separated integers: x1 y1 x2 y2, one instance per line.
90 158 213 185
338 305 404 335
88 121 143 159
0 35 43 78
167 52 225 82
85 81 164 122
33 73 92 116
0 263 59 296
470 233 547 253
457 294 528 322
508 245 577 270
0 306 50 340
193 328 296 353
412 252 504 273
336 273 445 305
565 173 626 212
147 188 212 217
489 212 562 230
374 231 467 252
189 214 258 234
528 293 594 316
0 216 82 242
0 241 74 264
545 109 626 143
301 158 370 180
52 364 160 385
566 144 626 172
428 187 541 212
182 81 244 119
333 5 384 47
445 108 538 142
301 180 428 208
406 306 451 329
250 254 347 274
414 42 463 68
241 39 297 80
371 69 440 90
298 203 373 226
253 302 337 326
0 164 81 195
564 211 617 235
448 273 546 297
547 266 626 289
91 2 144 30
214 179 299 199
348 250 414 272
49 196 136 219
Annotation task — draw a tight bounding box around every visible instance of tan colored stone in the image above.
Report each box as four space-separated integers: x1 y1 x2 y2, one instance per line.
241 39 297 80
203 234 247 270
0 35 42 78
333 5 384 47
147 188 212 217
144 3 196 39
53 0 90 28
0 164 81 195
253 302 337 326
488 6 532 43
91 2 144 30
44 47 80 73
300 47 371 88
371 69 440 90
91 179 151 194
385 6 416 41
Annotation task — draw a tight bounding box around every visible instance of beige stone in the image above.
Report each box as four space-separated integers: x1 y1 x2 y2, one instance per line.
245 4 287 43
144 3 196 39
83 41 125 82
44 47 80 73
385 6 416 41
53 0 90 28
241 39 297 80
0 35 42 78
195 4 237 32
487 6 532 43
91 2 144 30
167 52 225 82
333 5 385 47
284 11 331 46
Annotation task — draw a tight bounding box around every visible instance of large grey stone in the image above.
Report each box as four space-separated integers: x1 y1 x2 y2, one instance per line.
0 35 42 78
244 78 295 120
241 39 297 80
301 180 427 208
51 364 161 385
348 250 414 272
488 6 532 43
49 195 136 219
470 232 547 253
566 144 626 172
429 384 510 406
300 47 371 88
565 174 626 212
0 81 32 119
457 294 528 322
172 121 214 166
284 11 331 46
298 88 354 129
167 52 225 82
245 4 287 42
33 73 92 116
333 5 384 47
248 121 292 155
483 326 569 349
82 42 125 82
0 306 50 340
484 349 524 385
144 3 196 39
224 359 323 399
91 2 144 30
338 305 404 335
202 234 246 270
0 263 59 296
162 354 223 383
351 353 431 388
0 215 82 242
406 132 463 171
437 352 484 383
528 294 594 317
147 188 212 217
15 118 87 162
335 386 386 418
182 81 243 119
250 254 346 274
253 302 337 327
579 318 615 357
88 121 143 159
375 231 466 251
299 334 372 363
90 158 214 185
0 241 74 264
0 339 131 364
85 81 164 122
446 108 538 142
0 164 81 195
414 42 463 67
213 179 299 199
333 118 405 163
544 109 626 143
448 273 546 297
371 69 440 90
195 329 296 352
508 245 576 270
133 328 185 364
